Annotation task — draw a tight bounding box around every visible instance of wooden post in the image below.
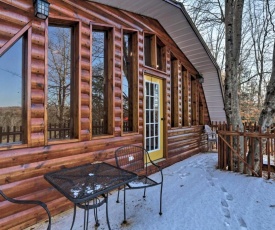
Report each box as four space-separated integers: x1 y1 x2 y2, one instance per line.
259 126 263 177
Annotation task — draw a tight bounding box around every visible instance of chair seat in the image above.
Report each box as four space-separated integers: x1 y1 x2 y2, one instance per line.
127 176 159 188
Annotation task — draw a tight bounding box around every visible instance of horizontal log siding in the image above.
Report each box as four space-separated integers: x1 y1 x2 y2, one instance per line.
0 0 210 229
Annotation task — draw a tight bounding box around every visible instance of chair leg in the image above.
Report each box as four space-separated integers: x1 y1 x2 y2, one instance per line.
143 188 146 198
70 204 77 230
159 182 163 215
105 194 111 230
123 185 127 224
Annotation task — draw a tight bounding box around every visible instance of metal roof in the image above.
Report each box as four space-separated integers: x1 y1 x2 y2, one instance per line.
89 0 226 122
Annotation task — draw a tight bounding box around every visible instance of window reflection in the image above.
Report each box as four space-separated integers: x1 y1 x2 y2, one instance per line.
0 37 23 144
122 33 134 132
92 30 108 135
48 26 73 140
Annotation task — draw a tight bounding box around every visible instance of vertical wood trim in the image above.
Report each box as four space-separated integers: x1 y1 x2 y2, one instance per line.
89 23 93 139
178 65 182 127
44 19 49 145
151 35 157 68
191 77 198 125
108 28 114 134
120 28 123 135
182 70 187 126
133 31 139 132
76 21 82 140
163 79 168 158
26 26 32 145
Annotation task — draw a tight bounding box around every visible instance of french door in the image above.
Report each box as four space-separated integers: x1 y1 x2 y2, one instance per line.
144 74 164 161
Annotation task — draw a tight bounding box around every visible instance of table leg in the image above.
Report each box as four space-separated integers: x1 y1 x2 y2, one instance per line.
94 199 100 227
70 204 77 230
83 201 90 230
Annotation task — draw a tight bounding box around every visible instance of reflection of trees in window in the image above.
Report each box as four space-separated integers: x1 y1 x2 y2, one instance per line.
92 31 108 135
122 33 134 132
0 37 24 144
48 26 72 140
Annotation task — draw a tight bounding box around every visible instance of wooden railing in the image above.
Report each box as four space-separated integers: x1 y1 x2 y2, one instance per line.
217 122 275 179
0 121 131 143
0 126 23 143
48 123 71 139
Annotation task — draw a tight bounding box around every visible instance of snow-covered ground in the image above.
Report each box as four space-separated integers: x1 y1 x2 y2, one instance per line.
27 153 275 230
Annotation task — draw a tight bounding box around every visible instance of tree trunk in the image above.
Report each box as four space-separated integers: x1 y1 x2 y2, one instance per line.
247 40 275 172
224 0 245 171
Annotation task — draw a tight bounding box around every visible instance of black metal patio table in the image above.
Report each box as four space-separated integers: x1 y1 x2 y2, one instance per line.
44 162 138 230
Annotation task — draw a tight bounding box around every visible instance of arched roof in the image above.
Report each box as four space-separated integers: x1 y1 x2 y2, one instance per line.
89 0 226 122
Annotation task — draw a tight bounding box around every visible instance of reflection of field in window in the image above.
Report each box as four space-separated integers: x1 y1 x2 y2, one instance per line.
48 26 72 140
0 38 23 144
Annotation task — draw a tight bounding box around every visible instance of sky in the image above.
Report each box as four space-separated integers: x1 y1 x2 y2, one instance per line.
0 38 22 107
27 153 275 230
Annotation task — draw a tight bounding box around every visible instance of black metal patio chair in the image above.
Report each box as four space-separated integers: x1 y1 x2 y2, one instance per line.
0 190 51 230
115 145 163 223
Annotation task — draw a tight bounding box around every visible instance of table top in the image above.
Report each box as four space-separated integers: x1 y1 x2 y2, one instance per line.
44 162 138 203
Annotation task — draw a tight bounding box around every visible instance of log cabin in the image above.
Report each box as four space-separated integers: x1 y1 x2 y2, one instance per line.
0 0 226 228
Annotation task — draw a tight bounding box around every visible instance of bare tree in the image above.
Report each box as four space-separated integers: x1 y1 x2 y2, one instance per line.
48 27 71 125
247 0 275 173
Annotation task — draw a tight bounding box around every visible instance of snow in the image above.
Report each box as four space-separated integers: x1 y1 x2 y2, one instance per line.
27 153 275 230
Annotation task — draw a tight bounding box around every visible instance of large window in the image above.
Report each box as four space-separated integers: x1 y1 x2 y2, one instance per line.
92 29 113 136
0 37 25 145
144 34 166 72
122 31 137 133
47 25 75 140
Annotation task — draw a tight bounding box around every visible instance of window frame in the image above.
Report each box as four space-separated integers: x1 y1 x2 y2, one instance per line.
0 32 28 148
46 19 80 143
122 30 138 134
91 24 114 138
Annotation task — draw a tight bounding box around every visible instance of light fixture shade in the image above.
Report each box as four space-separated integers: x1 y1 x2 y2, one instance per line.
33 0 50 20
197 74 204 84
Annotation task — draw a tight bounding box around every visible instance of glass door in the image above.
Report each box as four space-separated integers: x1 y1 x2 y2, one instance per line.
144 74 164 161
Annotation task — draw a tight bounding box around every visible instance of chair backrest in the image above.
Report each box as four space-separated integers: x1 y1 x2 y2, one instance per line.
204 125 217 141
0 190 51 230
115 145 148 175
204 125 213 134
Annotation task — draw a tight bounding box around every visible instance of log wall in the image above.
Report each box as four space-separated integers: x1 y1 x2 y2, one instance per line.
0 0 209 228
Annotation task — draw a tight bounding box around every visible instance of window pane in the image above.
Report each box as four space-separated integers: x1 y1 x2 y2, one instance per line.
144 35 152 67
145 81 160 152
48 26 72 140
0 38 23 144
92 31 108 135
122 33 134 132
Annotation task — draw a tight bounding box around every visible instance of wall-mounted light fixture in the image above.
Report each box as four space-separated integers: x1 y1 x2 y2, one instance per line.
197 73 204 84
33 0 50 20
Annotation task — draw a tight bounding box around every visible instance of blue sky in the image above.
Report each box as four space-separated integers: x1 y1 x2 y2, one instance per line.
0 38 22 107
